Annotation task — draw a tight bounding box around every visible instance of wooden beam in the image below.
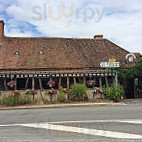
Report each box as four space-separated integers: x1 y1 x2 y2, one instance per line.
14 78 17 90
50 75 52 81
59 77 62 89
105 76 108 86
32 77 35 90
39 78 42 90
99 77 102 87
25 78 29 90
83 76 86 84
4 78 8 91
73 77 76 84
67 77 70 88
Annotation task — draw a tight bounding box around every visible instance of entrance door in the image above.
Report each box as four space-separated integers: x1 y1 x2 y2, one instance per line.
126 79 134 99
134 78 142 98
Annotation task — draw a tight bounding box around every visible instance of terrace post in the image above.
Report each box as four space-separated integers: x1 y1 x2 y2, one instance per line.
115 71 118 87
39 78 42 90
73 77 76 84
25 78 29 90
0 77 2 91
67 77 70 88
105 76 108 86
59 77 62 89
14 78 17 90
4 77 8 91
32 77 35 90
50 73 52 81
99 77 103 98
83 76 86 84
99 77 102 87
93 77 96 88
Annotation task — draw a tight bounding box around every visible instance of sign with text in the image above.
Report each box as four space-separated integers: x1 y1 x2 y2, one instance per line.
99 62 120 68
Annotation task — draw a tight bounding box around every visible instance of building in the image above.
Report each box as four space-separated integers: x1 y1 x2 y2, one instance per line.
0 20 141 98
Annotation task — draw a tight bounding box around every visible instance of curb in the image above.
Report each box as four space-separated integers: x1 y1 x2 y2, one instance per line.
0 102 127 110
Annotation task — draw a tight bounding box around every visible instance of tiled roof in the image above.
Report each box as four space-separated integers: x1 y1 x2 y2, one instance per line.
0 36 141 71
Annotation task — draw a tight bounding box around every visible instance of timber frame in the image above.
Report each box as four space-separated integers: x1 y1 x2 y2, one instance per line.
0 70 118 91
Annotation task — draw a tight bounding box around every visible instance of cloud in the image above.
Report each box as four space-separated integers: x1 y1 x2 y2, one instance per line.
0 0 142 53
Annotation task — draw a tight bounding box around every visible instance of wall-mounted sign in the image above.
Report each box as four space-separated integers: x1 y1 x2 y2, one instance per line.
99 62 120 68
126 53 136 63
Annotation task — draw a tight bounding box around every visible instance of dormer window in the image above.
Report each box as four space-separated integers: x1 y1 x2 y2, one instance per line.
39 51 43 55
14 51 20 56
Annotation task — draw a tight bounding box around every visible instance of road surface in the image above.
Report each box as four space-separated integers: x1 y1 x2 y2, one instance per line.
0 104 142 141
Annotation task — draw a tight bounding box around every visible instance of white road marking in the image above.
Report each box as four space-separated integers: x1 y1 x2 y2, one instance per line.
49 119 142 124
1 119 142 139
18 123 142 139
0 124 17 127
120 120 142 124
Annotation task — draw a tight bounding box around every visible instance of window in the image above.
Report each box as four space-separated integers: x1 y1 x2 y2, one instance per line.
14 51 20 56
39 51 43 55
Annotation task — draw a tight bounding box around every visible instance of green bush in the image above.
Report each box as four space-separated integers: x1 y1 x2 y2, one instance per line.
103 84 125 101
70 83 88 101
57 87 66 103
1 92 32 106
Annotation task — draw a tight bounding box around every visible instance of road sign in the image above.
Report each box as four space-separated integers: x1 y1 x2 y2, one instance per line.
109 58 116 62
99 62 120 68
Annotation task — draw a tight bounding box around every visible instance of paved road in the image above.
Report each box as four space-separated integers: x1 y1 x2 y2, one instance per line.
0 104 142 142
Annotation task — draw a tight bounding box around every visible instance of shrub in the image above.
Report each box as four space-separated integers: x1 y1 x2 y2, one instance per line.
1 91 32 106
57 87 66 103
70 83 88 101
103 84 125 101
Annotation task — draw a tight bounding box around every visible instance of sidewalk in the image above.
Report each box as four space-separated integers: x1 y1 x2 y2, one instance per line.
120 98 142 104
0 101 127 110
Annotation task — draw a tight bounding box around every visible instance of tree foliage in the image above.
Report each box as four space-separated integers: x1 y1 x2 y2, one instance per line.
114 59 142 81
128 59 142 78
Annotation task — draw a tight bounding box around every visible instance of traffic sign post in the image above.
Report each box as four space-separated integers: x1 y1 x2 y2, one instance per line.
111 68 113 84
99 61 120 84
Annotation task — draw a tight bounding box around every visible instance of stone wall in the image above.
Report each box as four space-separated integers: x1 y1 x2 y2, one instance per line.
0 89 102 103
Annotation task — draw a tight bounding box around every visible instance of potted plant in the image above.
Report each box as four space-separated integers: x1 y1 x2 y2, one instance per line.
47 89 57 102
93 87 103 98
25 89 37 101
63 88 71 100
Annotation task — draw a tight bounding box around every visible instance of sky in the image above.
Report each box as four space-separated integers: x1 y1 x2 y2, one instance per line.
0 0 142 53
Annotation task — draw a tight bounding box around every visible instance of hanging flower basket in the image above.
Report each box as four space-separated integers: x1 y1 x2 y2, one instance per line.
47 80 55 88
7 80 16 88
87 80 96 87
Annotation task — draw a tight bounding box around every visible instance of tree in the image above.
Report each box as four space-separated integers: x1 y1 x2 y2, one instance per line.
115 66 127 82
128 59 142 78
114 59 142 81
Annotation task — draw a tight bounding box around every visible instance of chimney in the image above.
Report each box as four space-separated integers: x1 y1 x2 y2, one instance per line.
94 35 103 40
0 20 4 43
